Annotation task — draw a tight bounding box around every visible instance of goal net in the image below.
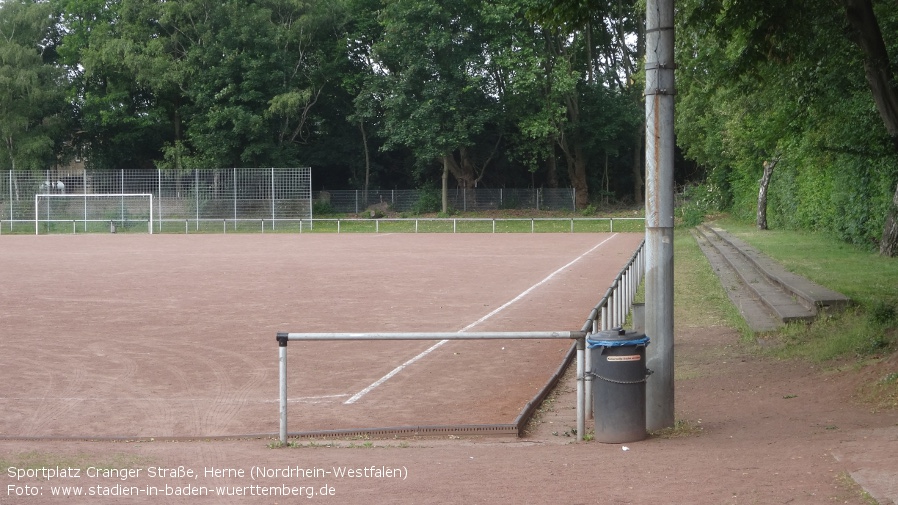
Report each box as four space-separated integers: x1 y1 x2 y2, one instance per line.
35 193 154 234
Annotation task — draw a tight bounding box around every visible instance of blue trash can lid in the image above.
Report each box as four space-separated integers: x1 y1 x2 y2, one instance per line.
587 328 650 348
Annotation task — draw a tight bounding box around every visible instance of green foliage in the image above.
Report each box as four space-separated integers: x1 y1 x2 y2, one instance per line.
411 184 442 215
312 199 336 216
676 0 898 253
676 184 723 228
717 220 898 361
2 0 648 205
869 300 897 327
0 0 67 171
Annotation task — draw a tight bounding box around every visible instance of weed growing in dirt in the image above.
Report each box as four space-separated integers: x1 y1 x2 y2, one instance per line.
650 419 703 439
836 472 880 505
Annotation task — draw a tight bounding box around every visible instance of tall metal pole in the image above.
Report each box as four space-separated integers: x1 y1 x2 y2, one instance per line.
644 0 676 431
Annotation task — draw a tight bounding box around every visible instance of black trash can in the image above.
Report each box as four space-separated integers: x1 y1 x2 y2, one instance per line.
588 328 650 443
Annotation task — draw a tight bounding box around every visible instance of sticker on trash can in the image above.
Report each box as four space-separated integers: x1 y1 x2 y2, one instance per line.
607 355 641 362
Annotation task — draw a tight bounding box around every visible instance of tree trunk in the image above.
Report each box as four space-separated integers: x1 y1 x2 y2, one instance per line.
360 121 370 207
757 157 779 230
881 183 898 256
603 151 610 206
546 144 558 188
633 125 645 205
843 0 898 256
361 122 370 193
566 145 589 210
558 138 590 210
441 156 449 214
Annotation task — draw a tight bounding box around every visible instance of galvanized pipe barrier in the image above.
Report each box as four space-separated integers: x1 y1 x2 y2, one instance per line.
276 240 644 445
580 240 646 428
276 331 586 446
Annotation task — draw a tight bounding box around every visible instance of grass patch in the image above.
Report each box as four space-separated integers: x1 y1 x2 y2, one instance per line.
835 472 880 505
715 218 898 309
707 217 898 406
673 229 750 332
772 308 896 362
714 218 898 360
857 368 898 411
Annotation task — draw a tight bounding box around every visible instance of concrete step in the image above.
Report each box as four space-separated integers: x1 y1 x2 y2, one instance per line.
691 228 783 333
702 226 851 313
695 225 815 326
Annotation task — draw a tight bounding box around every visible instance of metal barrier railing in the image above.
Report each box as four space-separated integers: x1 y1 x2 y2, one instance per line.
3 216 646 235
275 331 586 445
577 239 646 434
274 239 645 445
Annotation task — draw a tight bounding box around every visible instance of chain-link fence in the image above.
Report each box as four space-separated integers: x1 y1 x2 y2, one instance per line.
317 188 575 214
1 168 312 232
1 169 585 233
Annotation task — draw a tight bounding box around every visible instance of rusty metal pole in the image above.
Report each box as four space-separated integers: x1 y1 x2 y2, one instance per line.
644 0 676 432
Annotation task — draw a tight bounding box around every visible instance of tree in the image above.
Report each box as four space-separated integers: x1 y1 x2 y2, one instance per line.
374 0 500 211
757 156 780 230
32 0 651 201
526 0 644 208
676 0 898 255
0 0 66 175
842 0 898 256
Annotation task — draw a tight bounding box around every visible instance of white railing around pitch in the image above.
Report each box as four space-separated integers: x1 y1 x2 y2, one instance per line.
274 239 645 445
145 216 645 234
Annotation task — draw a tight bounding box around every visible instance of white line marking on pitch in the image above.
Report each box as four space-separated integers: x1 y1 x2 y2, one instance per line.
344 234 619 404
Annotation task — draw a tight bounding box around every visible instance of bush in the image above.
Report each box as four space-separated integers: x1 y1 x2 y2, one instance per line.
677 184 721 227
412 185 441 215
313 200 335 216
869 300 897 327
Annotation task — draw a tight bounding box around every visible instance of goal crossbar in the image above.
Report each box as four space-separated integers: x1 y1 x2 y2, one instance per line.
34 193 154 235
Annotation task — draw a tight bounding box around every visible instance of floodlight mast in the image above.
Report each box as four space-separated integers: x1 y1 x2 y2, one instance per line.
644 0 675 431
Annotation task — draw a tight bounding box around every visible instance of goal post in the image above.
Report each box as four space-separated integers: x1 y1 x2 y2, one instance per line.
34 193 154 235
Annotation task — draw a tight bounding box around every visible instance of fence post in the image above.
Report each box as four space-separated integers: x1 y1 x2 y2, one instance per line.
576 337 585 442
195 170 199 231
234 168 238 230
157 168 162 234
270 167 276 229
277 333 289 445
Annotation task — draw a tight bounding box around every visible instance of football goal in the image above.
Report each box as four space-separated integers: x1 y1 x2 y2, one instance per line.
34 193 154 235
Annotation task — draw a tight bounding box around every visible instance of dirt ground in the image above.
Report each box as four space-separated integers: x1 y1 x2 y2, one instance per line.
2 326 896 505
1 233 896 504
